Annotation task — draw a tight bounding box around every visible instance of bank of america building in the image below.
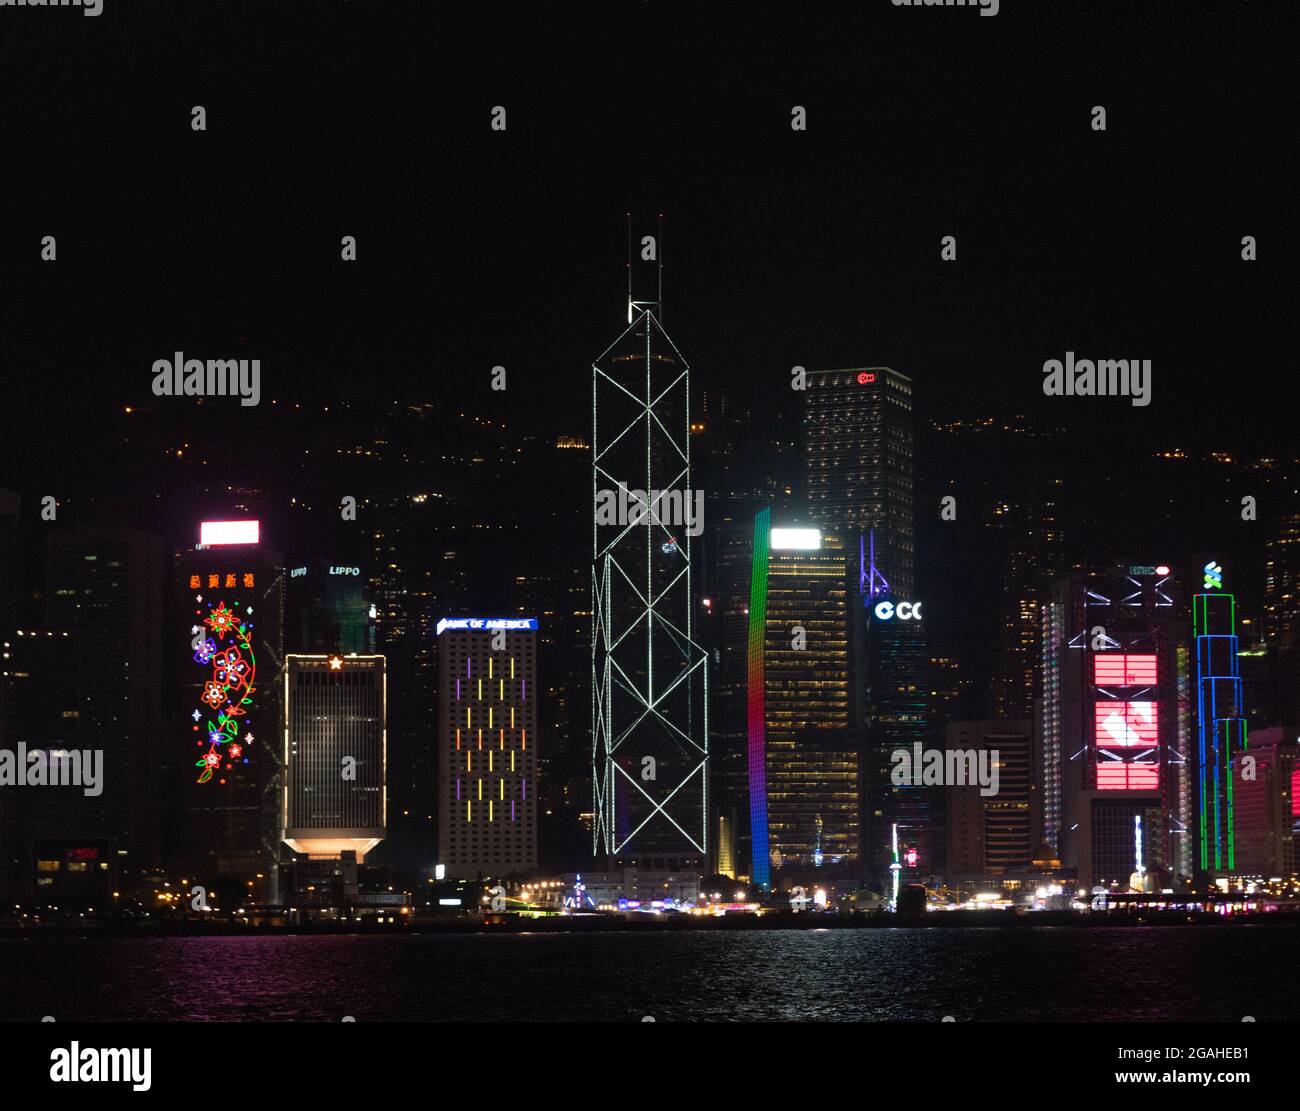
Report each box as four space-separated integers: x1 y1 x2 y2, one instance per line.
437 618 538 878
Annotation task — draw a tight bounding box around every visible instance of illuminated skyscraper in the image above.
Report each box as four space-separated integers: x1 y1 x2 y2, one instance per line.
180 520 284 895
804 367 920 888
804 368 914 599
282 654 387 859
284 559 375 655
48 524 165 874
863 584 930 884
1194 572 1247 873
945 720 1035 874
0 628 82 901
592 305 708 867
1039 563 1193 885
1264 509 1300 643
438 618 537 878
1231 726 1297 877
709 514 761 878
746 518 858 888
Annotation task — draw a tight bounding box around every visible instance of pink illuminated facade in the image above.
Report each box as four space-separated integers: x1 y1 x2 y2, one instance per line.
1040 567 1193 885
1094 654 1161 792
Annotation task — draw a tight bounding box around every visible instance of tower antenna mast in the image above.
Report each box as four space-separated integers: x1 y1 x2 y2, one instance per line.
657 213 664 323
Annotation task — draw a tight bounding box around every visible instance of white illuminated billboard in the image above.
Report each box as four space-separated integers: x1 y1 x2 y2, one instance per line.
199 520 260 546
770 528 821 551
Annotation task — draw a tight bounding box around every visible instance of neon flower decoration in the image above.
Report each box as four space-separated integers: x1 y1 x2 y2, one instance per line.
212 646 249 688
191 597 257 784
205 601 239 638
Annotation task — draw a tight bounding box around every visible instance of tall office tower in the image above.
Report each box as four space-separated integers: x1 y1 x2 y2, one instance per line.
47 525 165 876
437 618 538 878
708 516 760 878
1193 576 1247 874
592 306 708 868
366 501 470 867
0 629 82 900
804 368 914 599
699 389 799 513
1238 627 1275 732
803 367 919 889
993 480 1065 721
180 521 284 896
1263 508 1300 643
513 559 588 872
945 721 1035 875
282 654 387 860
746 517 858 888
0 491 19 626
284 558 375 655
1231 726 1296 877
863 582 930 884
1039 563 1193 886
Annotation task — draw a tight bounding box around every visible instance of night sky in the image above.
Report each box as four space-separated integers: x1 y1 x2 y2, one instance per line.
1 1 1295 638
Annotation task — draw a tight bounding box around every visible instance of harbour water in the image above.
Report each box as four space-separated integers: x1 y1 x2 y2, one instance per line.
0 925 1293 1022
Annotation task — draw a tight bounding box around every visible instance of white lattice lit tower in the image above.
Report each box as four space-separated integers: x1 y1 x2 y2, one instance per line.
592 304 708 867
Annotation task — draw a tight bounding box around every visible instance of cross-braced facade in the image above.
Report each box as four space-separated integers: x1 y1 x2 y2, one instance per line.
592 307 708 864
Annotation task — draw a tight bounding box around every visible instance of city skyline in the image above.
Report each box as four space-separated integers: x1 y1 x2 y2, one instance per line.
0 2 1297 1062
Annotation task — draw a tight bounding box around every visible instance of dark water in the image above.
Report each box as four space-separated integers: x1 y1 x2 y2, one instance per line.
0 927 1294 1022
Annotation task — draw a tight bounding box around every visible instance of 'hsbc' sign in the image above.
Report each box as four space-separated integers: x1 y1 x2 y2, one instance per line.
874 600 923 621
